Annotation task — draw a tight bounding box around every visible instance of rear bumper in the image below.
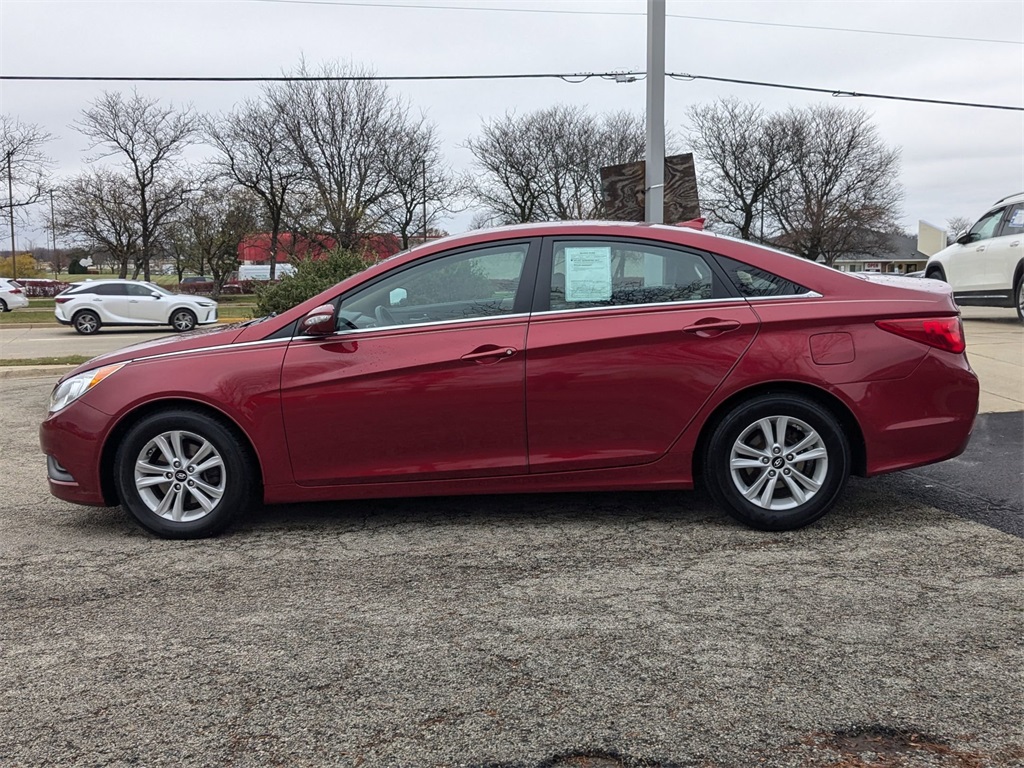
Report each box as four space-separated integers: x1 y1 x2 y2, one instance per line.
841 350 979 477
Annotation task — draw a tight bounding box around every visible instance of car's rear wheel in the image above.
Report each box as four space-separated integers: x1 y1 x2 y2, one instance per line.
73 310 101 335
114 410 255 538
703 394 850 531
0 299 8 312
170 308 197 332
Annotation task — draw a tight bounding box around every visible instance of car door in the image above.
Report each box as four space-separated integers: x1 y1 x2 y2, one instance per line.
280 240 538 486
125 283 167 323
525 237 759 473
988 203 1024 293
949 207 1007 293
91 283 134 322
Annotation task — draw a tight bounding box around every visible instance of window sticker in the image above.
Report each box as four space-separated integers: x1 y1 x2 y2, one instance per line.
1008 209 1024 229
564 246 612 301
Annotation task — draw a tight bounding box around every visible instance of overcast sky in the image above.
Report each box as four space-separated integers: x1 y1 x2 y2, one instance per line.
1 0 1022 246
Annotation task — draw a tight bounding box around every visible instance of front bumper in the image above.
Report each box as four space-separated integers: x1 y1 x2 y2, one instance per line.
40 399 115 507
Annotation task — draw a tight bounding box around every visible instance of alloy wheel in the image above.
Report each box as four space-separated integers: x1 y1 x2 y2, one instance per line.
133 429 226 522
729 415 829 511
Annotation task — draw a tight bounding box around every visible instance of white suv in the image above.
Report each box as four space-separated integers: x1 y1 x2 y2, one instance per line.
54 279 218 335
925 192 1024 322
0 278 29 312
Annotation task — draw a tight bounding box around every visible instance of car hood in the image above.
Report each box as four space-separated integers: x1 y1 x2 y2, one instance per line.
59 322 250 382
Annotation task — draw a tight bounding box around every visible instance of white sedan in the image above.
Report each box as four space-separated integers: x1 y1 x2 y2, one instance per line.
54 279 218 334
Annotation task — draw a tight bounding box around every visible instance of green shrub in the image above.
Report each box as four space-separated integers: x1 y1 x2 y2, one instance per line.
254 248 368 316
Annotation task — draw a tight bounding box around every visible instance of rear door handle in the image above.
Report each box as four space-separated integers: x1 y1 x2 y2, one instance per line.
683 319 741 338
461 345 517 364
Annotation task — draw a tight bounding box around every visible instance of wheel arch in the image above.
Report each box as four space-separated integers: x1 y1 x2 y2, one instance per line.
692 381 867 485
99 398 265 506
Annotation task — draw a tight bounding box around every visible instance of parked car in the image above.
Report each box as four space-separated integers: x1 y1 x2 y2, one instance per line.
924 191 1024 322
0 278 29 311
40 221 979 539
54 279 218 334
179 276 210 285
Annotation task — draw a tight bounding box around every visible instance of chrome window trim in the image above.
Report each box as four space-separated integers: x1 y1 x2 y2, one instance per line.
316 311 533 339
529 290 822 318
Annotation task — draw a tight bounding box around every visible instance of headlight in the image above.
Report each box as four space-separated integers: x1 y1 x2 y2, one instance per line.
49 363 126 413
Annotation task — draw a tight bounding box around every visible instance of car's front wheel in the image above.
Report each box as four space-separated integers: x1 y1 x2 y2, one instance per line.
703 394 851 531
72 310 101 335
1015 273 1023 324
114 409 256 538
170 308 197 332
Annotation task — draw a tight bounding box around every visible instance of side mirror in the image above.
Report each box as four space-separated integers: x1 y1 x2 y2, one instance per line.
955 232 974 245
300 304 336 337
150 292 162 299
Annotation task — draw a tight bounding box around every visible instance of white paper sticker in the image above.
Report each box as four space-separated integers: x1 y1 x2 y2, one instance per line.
565 247 612 301
1008 209 1024 228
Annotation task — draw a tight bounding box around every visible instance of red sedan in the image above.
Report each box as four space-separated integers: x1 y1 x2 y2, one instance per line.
40 222 979 538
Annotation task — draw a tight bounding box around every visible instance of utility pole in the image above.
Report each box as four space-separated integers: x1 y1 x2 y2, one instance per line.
5 150 16 280
50 189 58 276
421 159 428 244
645 0 666 224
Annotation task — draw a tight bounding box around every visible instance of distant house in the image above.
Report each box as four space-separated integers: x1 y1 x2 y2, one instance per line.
833 233 928 275
237 233 402 266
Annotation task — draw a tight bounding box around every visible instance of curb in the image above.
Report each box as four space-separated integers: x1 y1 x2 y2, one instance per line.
0 365 76 380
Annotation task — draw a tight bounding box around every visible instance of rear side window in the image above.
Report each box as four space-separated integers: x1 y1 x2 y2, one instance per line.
716 256 809 298
548 240 719 311
92 284 130 296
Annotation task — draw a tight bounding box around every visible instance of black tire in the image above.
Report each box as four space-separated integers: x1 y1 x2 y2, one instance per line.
1014 273 1023 324
73 310 101 335
170 308 197 332
0 299 8 312
925 266 946 282
114 409 256 539
703 394 851 531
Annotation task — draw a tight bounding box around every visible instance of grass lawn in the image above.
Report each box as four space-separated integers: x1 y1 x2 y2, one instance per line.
0 355 91 367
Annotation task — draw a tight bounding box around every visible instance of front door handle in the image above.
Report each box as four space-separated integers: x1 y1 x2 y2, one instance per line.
683 318 741 338
461 345 517 364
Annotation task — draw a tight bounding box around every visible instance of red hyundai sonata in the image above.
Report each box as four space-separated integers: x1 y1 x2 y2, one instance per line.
40 222 979 538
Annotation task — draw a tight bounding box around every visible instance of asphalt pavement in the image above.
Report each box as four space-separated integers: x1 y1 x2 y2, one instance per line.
1 377 1022 768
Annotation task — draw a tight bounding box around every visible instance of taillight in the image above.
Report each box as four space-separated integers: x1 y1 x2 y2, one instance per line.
9 288 22 294
55 297 71 304
876 316 966 354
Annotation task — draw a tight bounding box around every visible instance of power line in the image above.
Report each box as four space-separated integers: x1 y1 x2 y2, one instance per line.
1 70 1021 112
244 0 1024 46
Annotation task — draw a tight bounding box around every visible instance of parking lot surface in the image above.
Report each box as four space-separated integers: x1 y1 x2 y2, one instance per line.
2 377 1022 767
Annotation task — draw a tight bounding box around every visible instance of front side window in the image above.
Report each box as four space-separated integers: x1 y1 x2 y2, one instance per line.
968 208 1006 242
548 240 716 311
338 242 529 330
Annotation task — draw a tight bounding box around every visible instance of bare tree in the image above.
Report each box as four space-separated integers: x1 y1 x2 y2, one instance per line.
1 115 54 277
687 98 794 240
54 169 142 278
268 61 406 250
766 105 902 266
946 215 974 242
74 90 197 280
380 117 465 249
206 99 304 279
167 185 258 298
1 115 54 221
465 106 647 224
